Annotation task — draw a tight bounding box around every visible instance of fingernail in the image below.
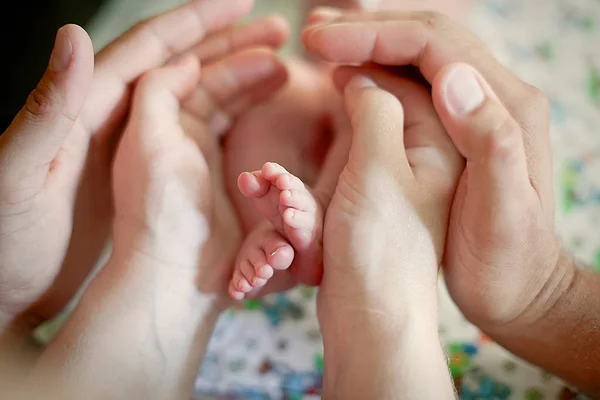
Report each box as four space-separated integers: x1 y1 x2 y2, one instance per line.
346 75 377 92
444 64 485 115
50 27 73 72
270 247 287 257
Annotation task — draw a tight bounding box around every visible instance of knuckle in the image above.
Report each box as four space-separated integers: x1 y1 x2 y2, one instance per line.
525 84 550 118
132 15 176 60
418 11 450 31
485 112 522 159
509 83 550 147
24 83 55 121
138 70 161 89
137 71 170 97
133 16 154 35
23 79 78 124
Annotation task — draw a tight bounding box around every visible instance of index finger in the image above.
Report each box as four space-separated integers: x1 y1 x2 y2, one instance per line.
302 11 529 108
95 0 254 83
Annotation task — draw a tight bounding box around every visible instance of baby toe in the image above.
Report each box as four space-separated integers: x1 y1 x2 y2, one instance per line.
239 260 258 288
229 283 245 300
232 270 253 293
275 173 304 191
280 189 317 212
261 162 289 182
248 248 275 280
238 171 270 198
259 230 294 271
283 208 316 231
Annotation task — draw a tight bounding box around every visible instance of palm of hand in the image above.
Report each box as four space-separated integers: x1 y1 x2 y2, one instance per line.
177 48 293 294
0 75 104 322
320 72 463 306
112 65 216 271
444 167 557 325
114 42 291 297
177 102 241 295
0 122 84 318
0 3 289 324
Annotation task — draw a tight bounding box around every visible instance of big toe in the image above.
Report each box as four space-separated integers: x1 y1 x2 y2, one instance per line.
238 171 270 198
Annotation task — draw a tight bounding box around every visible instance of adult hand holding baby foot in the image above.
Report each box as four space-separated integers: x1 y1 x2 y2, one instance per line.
304 8 600 395
27 56 216 400
316 71 463 398
28 35 289 399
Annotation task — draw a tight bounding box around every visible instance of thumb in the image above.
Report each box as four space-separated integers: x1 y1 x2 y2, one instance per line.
1 25 94 176
343 75 411 176
432 63 531 204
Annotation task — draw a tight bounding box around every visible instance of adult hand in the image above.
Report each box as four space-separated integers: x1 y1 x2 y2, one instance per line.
304 7 555 331
0 0 288 331
115 49 287 298
317 68 462 397
26 53 267 400
303 9 600 395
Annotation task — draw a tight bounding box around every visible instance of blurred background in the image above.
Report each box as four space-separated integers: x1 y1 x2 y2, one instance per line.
0 0 102 131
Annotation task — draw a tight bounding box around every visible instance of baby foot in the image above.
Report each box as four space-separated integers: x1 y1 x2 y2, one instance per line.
227 224 295 300
228 162 324 299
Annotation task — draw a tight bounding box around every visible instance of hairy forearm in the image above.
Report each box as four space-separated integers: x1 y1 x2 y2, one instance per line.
487 251 600 396
28 248 224 400
320 294 454 399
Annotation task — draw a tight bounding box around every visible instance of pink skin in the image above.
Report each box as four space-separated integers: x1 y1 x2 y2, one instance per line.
222 59 332 234
223 59 350 300
228 162 324 300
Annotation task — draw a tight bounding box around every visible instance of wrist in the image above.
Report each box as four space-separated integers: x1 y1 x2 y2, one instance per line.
320 297 439 352
317 261 439 329
320 300 444 399
318 280 439 362
481 250 600 395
